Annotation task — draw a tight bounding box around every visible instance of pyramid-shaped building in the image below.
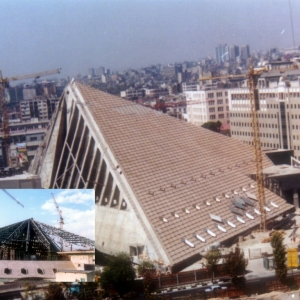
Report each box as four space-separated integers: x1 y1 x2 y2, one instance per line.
29 81 294 272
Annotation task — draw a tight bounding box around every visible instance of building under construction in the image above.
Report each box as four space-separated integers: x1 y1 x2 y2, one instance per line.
29 81 295 272
0 218 94 261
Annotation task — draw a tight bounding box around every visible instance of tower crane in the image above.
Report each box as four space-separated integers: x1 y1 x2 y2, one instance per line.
0 68 61 167
1 189 24 207
199 59 298 231
51 193 64 230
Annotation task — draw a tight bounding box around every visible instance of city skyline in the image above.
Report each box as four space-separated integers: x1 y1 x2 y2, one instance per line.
0 0 299 79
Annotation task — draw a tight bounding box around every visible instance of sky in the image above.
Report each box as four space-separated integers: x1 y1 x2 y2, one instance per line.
0 189 95 241
0 0 299 79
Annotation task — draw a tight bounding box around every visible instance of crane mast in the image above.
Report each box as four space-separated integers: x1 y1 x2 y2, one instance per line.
51 193 64 230
0 68 60 167
198 58 296 231
247 60 267 231
2 189 24 207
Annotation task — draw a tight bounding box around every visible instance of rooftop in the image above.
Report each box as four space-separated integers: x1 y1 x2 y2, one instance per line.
74 82 294 268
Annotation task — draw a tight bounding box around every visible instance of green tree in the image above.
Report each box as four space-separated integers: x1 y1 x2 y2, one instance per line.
271 231 287 282
223 245 248 286
44 283 65 300
137 261 156 299
205 247 221 282
99 252 136 296
201 121 222 133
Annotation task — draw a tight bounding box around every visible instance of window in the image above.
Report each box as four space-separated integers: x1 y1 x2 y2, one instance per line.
208 93 214 98
4 268 11 274
209 107 215 112
208 100 215 105
210 115 216 120
217 92 223 97
217 99 223 105
218 107 224 112
30 137 37 141
37 268 44 274
218 114 224 118
21 268 28 275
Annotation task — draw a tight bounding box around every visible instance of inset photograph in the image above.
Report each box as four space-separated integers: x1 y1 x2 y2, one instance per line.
0 189 95 282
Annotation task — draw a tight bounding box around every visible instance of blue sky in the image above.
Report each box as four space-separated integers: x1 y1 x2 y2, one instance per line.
0 0 299 79
0 189 95 240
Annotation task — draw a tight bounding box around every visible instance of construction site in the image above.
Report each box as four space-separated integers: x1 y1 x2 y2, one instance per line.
26 66 299 271
0 189 95 282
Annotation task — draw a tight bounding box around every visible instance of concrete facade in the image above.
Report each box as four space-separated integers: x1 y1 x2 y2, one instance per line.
229 77 300 159
30 81 294 272
185 88 230 126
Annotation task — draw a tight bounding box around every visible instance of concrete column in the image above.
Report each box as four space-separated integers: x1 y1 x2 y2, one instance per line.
293 189 299 209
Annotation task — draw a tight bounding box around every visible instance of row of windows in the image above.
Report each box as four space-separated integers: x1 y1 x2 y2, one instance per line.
208 92 228 98
230 112 278 119
243 140 279 148
208 107 227 113
209 114 226 120
232 92 300 100
232 131 279 139
208 99 229 105
231 122 278 129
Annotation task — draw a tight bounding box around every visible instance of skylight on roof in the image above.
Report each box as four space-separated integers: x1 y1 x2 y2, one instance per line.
227 220 236 228
270 202 279 208
217 224 227 232
206 229 216 237
246 212 254 220
172 212 180 218
160 217 168 223
214 197 221 202
250 183 255 188
182 238 195 248
210 214 223 223
194 204 201 210
246 192 257 200
194 234 206 242
264 206 271 212
254 208 261 215
183 208 190 214
223 193 230 199
236 216 245 224
205 201 211 206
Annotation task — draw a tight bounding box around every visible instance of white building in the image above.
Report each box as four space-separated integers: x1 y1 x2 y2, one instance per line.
229 74 300 159
184 87 230 127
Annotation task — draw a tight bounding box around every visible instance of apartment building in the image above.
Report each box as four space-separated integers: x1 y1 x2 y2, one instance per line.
229 76 300 159
184 86 230 126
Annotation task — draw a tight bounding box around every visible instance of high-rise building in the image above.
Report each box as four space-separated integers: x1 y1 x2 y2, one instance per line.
240 45 250 61
229 45 240 62
215 44 229 63
184 88 230 127
229 72 300 159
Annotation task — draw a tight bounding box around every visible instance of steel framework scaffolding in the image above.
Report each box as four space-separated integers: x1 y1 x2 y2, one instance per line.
0 218 94 260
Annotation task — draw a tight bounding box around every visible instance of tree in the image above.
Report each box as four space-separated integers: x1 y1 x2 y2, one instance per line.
137 261 156 299
204 247 221 282
99 252 136 296
44 283 65 300
201 121 222 133
223 245 248 286
270 231 287 282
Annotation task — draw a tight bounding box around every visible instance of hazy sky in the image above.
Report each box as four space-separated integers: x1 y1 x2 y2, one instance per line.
0 0 299 78
0 189 95 240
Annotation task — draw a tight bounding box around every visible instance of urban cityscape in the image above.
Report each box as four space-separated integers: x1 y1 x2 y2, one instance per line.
0 0 300 299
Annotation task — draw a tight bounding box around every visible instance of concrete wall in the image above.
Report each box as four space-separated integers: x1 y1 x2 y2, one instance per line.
55 271 94 282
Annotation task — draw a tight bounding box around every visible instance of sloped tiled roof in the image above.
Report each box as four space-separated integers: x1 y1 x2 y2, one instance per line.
75 82 294 267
